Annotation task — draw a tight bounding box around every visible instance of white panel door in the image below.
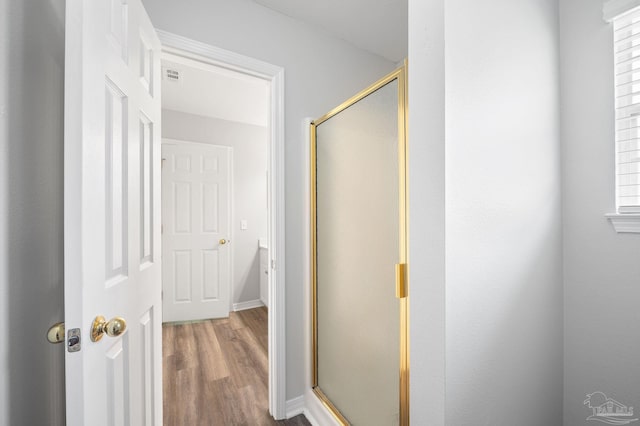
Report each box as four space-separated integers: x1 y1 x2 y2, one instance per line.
162 141 232 322
64 1 162 425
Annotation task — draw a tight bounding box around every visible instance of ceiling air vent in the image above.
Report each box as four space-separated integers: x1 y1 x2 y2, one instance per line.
163 68 181 83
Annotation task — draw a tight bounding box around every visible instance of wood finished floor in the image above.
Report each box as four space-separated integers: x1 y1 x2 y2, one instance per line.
163 307 310 426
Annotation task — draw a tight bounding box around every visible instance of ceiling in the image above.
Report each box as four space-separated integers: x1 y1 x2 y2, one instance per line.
160 1 407 122
251 0 407 63
161 53 270 127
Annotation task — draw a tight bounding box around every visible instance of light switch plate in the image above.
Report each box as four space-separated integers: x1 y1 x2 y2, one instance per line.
240 220 248 230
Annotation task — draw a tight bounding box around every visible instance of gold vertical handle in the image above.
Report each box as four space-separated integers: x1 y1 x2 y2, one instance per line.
396 263 407 299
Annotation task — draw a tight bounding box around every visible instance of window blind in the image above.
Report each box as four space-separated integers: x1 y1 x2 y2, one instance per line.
614 7 640 213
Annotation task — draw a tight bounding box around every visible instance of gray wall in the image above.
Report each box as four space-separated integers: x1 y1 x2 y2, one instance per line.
560 0 640 424
141 0 395 400
0 0 66 425
162 109 268 306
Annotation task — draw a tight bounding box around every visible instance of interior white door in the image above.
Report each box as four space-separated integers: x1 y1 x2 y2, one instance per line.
64 0 162 425
162 141 232 322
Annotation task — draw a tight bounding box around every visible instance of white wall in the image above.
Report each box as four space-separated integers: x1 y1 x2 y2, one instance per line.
409 0 563 424
162 109 268 305
0 0 66 425
407 0 446 423
560 1 640 424
142 0 396 400
445 1 563 424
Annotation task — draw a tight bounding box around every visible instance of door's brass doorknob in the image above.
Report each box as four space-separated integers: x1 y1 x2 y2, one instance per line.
91 315 127 342
47 322 65 344
219 239 229 245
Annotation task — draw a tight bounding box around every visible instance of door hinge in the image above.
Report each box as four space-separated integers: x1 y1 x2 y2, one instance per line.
271 259 276 270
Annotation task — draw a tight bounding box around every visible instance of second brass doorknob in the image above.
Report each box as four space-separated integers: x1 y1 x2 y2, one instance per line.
91 315 127 342
219 239 229 245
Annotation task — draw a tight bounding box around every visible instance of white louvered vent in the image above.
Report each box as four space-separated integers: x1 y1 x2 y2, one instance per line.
164 67 181 83
614 8 640 213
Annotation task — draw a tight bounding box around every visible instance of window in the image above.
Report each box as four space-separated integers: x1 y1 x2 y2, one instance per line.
613 8 640 212
605 0 640 232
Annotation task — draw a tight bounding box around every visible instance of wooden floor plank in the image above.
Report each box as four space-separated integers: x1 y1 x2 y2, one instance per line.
199 321 231 381
235 326 269 390
236 307 269 353
163 323 175 357
163 308 311 426
214 321 255 391
174 367 199 425
173 323 198 372
209 376 248 425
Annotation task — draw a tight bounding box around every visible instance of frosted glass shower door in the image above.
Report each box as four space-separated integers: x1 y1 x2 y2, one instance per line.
311 66 408 426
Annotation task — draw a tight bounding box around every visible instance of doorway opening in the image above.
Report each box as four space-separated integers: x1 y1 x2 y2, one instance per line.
157 32 287 421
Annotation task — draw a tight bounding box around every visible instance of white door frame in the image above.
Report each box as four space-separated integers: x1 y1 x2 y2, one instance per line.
157 31 287 420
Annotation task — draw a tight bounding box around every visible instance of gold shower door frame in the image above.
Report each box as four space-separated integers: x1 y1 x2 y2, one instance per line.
310 63 409 426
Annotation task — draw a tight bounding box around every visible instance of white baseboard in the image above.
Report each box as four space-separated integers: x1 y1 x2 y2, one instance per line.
284 393 340 425
302 410 320 426
303 390 341 426
285 395 305 418
232 299 264 312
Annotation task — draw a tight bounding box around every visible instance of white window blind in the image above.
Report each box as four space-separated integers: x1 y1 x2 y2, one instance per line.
614 7 640 213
